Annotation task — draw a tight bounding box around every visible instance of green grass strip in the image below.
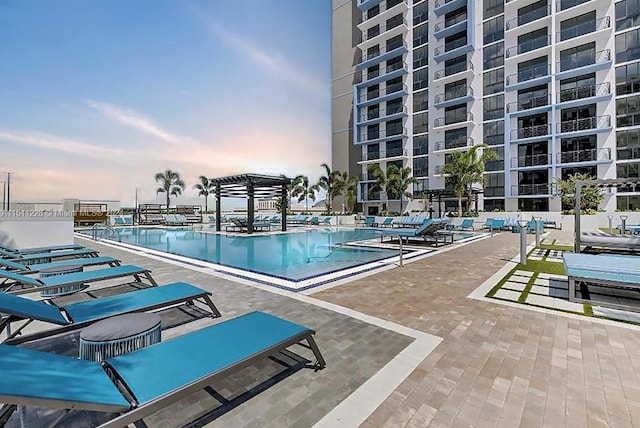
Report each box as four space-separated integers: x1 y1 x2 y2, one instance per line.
514 259 566 276
486 265 519 298
518 272 537 304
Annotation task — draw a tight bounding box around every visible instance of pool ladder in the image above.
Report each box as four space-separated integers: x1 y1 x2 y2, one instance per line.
91 222 121 242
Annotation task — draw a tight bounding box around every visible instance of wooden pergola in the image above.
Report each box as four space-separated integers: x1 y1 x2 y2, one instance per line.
209 173 291 234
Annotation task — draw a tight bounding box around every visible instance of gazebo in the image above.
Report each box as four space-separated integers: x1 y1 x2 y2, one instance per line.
209 174 291 234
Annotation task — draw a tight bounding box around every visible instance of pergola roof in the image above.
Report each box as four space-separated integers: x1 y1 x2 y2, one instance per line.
575 178 640 190
209 173 291 198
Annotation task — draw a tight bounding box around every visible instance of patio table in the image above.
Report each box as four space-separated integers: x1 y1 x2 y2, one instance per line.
38 264 85 297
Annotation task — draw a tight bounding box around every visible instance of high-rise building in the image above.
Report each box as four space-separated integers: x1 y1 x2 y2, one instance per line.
331 0 640 214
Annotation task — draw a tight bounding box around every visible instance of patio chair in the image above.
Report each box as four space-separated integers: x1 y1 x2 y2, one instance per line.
0 311 325 427
0 243 84 255
1 247 99 263
320 216 332 225
579 231 640 252
0 281 221 344
617 224 640 234
121 216 133 225
364 216 378 227
112 216 126 226
379 217 393 227
306 216 320 225
378 219 451 246
0 256 120 274
458 218 474 231
0 265 158 296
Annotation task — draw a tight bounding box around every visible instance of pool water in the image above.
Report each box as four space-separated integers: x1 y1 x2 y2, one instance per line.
85 227 400 281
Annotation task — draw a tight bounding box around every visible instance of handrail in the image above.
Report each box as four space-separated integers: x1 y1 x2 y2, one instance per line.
506 35 550 58
434 61 473 80
557 49 610 72
505 5 550 30
360 41 407 63
359 18 409 43
557 115 611 133
434 112 473 127
434 137 474 151
510 153 551 168
556 16 611 42
558 148 611 163
434 86 473 103
507 95 551 113
91 223 121 242
434 37 467 56
557 82 610 103
506 63 550 85
511 124 552 140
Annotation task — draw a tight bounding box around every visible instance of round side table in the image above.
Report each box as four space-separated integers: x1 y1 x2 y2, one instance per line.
38 265 85 298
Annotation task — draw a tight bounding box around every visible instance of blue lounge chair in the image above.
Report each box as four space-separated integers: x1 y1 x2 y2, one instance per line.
0 282 221 344
378 219 452 246
307 216 320 225
113 216 126 226
0 256 120 274
364 216 377 227
0 311 325 426
0 243 84 254
1 248 99 264
320 216 332 225
0 265 157 296
458 218 474 231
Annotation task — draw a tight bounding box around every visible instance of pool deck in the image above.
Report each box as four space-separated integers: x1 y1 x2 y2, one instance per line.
7 229 640 427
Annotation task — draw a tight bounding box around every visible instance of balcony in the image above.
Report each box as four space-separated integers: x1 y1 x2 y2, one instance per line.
357 61 408 87
556 17 611 43
358 0 407 17
358 83 408 106
434 61 473 81
556 115 611 136
434 137 474 152
434 14 468 40
433 0 467 17
434 38 474 63
357 40 408 70
556 49 611 79
358 126 406 144
513 183 550 196
434 112 473 128
505 6 550 31
360 172 377 181
558 148 611 164
358 18 408 47
556 83 611 108
358 105 407 125
413 168 429 178
360 147 408 162
505 35 550 58
505 64 551 91
510 153 551 169
510 124 552 142
433 86 474 109
506 95 551 114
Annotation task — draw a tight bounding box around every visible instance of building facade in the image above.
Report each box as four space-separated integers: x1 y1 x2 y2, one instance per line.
331 0 640 213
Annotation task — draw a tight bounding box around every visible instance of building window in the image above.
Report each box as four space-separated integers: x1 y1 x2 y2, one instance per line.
617 162 640 179
413 112 429 134
413 135 429 156
484 16 504 45
484 199 505 211
483 42 504 70
483 0 503 19
414 68 429 91
560 42 595 72
413 157 428 177
616 29 640 63
485 173 505 197
484 94 505 121
413 90 429 113
518 198 549 211
617 195 640 211
616 63 640 95
616 0 640 32
617 129 640 160
483 68 504 94
413 1 428 26
484 120 504 146
414 23 428 47
485 147 504 172
559 11 596 42
617 95 640 127
413 45 429 70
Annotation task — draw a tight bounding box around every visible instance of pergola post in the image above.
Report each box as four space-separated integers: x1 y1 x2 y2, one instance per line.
281 184 288 232
215 183 221 232
574 180 582 253
247 180 254 234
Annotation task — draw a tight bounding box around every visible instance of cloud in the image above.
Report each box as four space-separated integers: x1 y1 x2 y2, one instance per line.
86 99 190 146
0 129 123 158
194 11 327 97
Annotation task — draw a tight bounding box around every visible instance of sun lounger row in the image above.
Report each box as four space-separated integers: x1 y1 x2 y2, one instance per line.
377 218 452 245
112 216 134 226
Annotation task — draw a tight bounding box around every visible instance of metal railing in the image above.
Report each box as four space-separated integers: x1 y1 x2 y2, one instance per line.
434 37 467 56
510 124 552 140
434 0 455 8
510 153 551 168
434 137 474 151
557 115 611 133
360 148 407 161
505 6 550 30
505 35 550 58
434 12 467 32
558 148 611 163
360 84 407 103
434 86 473 104
359 105 406 122
506 63 550 85
557 49 610 72
359 0 408 24
91 223 120 241
434 61 473 80
434 112 473 127
507 95 551 113
359 40 406 63
359 126 405 142
557 82 610 103
556 0 585 12
360 62 407 83
513 184 550 195
556 16 610 42
359 18 408 43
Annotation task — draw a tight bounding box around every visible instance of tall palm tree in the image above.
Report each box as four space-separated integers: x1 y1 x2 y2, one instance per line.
291 175 318 214
386 166 418 214
333 171 358 213
441 145 498 216
367 164 392 209
316 163 341 214
155 169 185 209
193 175 214 212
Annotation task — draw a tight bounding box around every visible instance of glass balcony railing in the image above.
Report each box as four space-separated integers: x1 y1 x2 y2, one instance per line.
359 83 407 102
434 112 473 127
510 153 551 168
360 147 407 161
557 82 610 103
359 126 405 142
434 86 473 104
434 137 473 151
557 115 611 133
359 18 408 43
556 17 611 42
558 148 611 163
434 37 467 56
506 64 550 86
507 95 551 113
506 35 550 58
434 0 455 8
505 6 550 31
359 0 407 24
434 13 467 32
360 62 407 83
514 184 550 196
511 124 552 140
557 49 610 72
359 41 406 63
434 61 473 80
556 0 585 12
359 105 406 121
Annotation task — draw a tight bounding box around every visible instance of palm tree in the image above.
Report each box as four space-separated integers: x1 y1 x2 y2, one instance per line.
155 169 185 210
441 145 498 216
386 166 418 214
291 175 318 214
367 164 392 210
333 171 358 213
316 163 341 214
193 176 214 212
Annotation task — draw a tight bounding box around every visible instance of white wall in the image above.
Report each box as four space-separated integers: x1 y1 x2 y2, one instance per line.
0 211 74 249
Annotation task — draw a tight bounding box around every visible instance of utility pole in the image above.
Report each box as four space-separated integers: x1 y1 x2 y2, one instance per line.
134 188 138 225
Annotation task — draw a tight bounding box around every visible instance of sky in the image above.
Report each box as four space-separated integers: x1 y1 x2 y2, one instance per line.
0 0 332 209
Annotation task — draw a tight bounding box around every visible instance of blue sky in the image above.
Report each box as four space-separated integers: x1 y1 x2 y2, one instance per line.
0 0 331 208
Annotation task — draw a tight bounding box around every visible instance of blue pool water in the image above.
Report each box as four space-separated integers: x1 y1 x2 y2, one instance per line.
84 227 400 282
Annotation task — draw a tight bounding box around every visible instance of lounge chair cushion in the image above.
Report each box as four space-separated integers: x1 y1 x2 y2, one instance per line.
10 248 97 261
0 291 69 325
27 256 119 272
41 265 148 288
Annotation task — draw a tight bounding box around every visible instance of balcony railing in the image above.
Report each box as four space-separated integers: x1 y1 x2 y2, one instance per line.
434 137 474 151
359 0 408 24
505 6 550 31
558 148 611 163
507 95 551 113
510 153 551 168
556 0 584 12
434 61 473 80
557 82 610 103
514 184 550 196
506 64 550 86
413 168 429 177
557 115 611 133
360 62 407 83
360 147 407 161
359 105 406 121
434 13 467 32
506 35 550 58
359 126 405 142
557 49 610 72
360 41 406 63
434 37 467 56
434 86 473 104
434 0 455 8
359 83 407 102
556 17 611 42
511 124 552 140
359 19 408 43
434 112 473 127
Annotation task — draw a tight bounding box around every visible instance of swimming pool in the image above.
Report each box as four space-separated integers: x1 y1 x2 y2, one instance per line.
82 227 405 283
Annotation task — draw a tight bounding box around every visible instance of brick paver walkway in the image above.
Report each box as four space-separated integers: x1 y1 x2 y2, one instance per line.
313 233 640 427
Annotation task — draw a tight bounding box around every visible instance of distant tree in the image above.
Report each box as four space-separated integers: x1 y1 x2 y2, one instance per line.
193 176 214 212
316 163 341 214
367 164 417 213
334 171 358 213
276 174 295 214
556 172 604 214
155 169 185 209
291 175 318 214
